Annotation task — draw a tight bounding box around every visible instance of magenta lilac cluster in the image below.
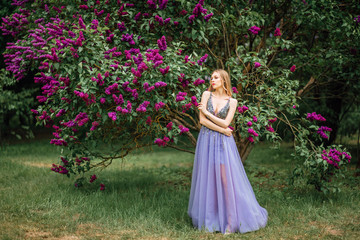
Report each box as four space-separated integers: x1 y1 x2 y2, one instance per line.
159 66 170 75
274 28 281 36
155 102 165 111
179 125 189 134
317 126 332 139
197 54 208 65
290 65 296 72
176 92 187 102
191 96 199 107
247 126 259 142
157 36 167 51
147 0 168 9
178 73 190 87
136 101 150 112
108 112 117 121
51 163 68 174
306 112 326 121
321 148 351 168
154 15 171 26
154 136 171 147
146 49 164 68
90 121 99 131
90 174 97 183
188 0 213 23
166 121 173 131
193 78 205 86
254 62 261 68
146 116 152 125
354 15 360 24
265 117 277 133
249 25 261 35
237 105 249 113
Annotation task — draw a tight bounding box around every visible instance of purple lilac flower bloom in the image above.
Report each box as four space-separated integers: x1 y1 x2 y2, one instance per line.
155 102 165 111
249 25 261 35
154 81 167 88
159 0 168 9
157 36 167 51
197 54 208 65
164 18 171 24
112 93 124 105
166 122 173 131
108 112 117 121
190 96 199 107
147 0 157 9
90 121 99 131
117 22 126 31
354 15 360 24
274 28 281 36
154 138 165 147
146 116 152 125
105 83 119 95
179 125 189 134
317 126 332 139
31 109 39 114
176 92 187 102
79 16 86 30
155 15 164 25
159 66 170 75
56 109 66 117
238 106 249 114
306 112 326 121
188 15 195 23
136 101 150 112
266 125 275 132
269 118 277 123
90 174 97 183
254 62 261 68
204 13 213 22
193 78 205 86
121 33 135 45
134 12 141 21
248 128 259 137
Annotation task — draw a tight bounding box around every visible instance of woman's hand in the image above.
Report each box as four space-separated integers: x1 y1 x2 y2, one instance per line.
197 103 209 116
222 127 233 137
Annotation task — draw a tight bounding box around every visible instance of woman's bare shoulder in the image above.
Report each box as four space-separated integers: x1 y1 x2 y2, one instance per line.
229 97 238 106
202 90 211 97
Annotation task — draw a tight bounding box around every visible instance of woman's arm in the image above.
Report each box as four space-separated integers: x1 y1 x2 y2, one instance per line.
203 99 238 128
198 91 227 134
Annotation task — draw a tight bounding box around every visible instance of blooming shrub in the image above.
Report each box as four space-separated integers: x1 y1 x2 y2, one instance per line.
1 0 352 193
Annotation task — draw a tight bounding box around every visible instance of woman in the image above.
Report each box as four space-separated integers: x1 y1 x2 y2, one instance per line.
187 69 268 234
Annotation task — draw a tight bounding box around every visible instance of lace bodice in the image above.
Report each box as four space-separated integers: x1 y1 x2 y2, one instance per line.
206 92 231 120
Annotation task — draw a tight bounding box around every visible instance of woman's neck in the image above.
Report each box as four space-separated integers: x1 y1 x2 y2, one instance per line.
213 88 228 99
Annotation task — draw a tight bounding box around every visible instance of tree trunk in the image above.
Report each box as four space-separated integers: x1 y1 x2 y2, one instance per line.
356 122 360 176
236 139 254 163
325 79 344 146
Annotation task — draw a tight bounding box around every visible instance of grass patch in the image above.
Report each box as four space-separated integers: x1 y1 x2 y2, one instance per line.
0 139 359 239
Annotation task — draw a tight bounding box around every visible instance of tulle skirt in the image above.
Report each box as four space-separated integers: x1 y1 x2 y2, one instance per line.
188 126 268 234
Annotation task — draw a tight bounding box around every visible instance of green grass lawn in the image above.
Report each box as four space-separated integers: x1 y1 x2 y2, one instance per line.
0 138 359 240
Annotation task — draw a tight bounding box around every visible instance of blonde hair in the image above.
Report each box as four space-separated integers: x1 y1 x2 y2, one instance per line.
208 69 233 97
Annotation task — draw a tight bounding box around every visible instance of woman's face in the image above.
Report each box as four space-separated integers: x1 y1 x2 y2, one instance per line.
210 72 223 90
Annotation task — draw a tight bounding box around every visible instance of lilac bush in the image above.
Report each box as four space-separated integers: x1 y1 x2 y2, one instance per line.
1 0 352 193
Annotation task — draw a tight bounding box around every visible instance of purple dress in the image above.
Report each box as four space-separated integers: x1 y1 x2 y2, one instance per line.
188 92 268 234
